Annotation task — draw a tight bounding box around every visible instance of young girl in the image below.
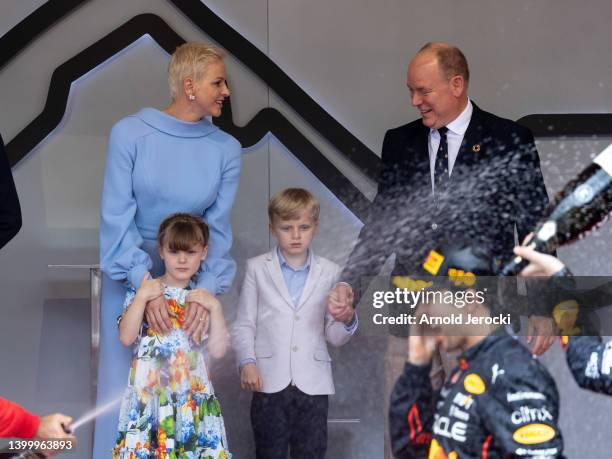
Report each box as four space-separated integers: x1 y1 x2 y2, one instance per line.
113 213 231 458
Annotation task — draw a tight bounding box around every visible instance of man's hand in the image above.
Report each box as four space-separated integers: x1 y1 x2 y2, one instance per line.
240 363 263 392
328 283 355 324
184 288 214 340
515 245 566 277
527 315 557 356
144 294 173 335
35 413 76 456
36 413 73 439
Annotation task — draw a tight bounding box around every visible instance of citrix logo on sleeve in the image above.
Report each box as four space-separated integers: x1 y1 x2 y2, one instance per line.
510 406 553 425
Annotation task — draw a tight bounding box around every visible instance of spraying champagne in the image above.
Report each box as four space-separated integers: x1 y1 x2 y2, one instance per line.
502 143 612 275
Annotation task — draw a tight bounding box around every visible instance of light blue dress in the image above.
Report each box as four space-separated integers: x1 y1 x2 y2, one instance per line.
94 108 241 458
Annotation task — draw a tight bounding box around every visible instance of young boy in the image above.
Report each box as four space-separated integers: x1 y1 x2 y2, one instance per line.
232 188 357 459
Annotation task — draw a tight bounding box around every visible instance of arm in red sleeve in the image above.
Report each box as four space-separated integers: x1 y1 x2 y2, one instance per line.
0 396 41 438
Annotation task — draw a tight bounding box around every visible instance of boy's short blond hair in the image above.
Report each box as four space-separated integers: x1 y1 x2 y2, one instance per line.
268 188 320 223
168 42 225 99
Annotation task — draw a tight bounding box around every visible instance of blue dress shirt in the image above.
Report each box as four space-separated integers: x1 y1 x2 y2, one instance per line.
277 247 312 307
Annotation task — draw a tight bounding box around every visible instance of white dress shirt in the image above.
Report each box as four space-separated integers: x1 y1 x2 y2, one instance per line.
428 99 473 194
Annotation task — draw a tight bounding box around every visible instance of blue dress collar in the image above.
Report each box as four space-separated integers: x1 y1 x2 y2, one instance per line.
134 107 218 138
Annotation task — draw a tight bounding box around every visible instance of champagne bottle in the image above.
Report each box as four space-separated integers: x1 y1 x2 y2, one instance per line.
502 143 612 275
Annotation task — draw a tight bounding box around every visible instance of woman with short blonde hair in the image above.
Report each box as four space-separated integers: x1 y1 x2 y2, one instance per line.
167 42 225 99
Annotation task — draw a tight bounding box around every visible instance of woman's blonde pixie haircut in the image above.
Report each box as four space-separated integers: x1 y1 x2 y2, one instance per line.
168 42 225 99
268 188 320 223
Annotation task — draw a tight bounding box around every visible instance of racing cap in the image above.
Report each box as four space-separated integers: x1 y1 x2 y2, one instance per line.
392 239 499 291
421 240 499 279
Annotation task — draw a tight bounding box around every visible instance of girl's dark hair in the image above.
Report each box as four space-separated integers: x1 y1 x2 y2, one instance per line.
157 213 209 251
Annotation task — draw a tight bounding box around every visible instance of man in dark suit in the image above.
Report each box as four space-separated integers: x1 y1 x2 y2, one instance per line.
328 42 554 458
0 133 22 250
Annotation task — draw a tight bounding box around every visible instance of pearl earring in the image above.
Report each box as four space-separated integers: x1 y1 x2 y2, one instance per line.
188 94 196 101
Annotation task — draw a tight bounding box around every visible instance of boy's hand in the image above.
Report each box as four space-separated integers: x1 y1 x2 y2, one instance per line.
332 283 353 306
328 285 355 324
240 363 263 391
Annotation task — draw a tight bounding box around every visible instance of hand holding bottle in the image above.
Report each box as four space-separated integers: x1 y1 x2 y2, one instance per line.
502 143 612 275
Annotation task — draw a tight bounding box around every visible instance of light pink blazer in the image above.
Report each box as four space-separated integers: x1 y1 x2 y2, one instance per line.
232 249 354 395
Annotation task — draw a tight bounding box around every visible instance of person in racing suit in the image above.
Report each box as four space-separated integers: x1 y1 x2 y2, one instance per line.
515 245 612 396
563 334 612 395
390 241 564 458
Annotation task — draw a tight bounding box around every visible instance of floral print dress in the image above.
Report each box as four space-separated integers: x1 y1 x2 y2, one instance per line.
113 286 230 459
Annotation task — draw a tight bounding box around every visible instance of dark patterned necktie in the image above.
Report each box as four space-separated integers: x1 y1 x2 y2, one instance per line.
433 126 449 201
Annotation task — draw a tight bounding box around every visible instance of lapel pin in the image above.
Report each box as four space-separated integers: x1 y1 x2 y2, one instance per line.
472 144 481 153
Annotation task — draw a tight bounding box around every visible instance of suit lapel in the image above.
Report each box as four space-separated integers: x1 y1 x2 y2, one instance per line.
408 124 433 196
264 249 295 309
414 125 431 174
451 103 487 178
296 254 323 310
